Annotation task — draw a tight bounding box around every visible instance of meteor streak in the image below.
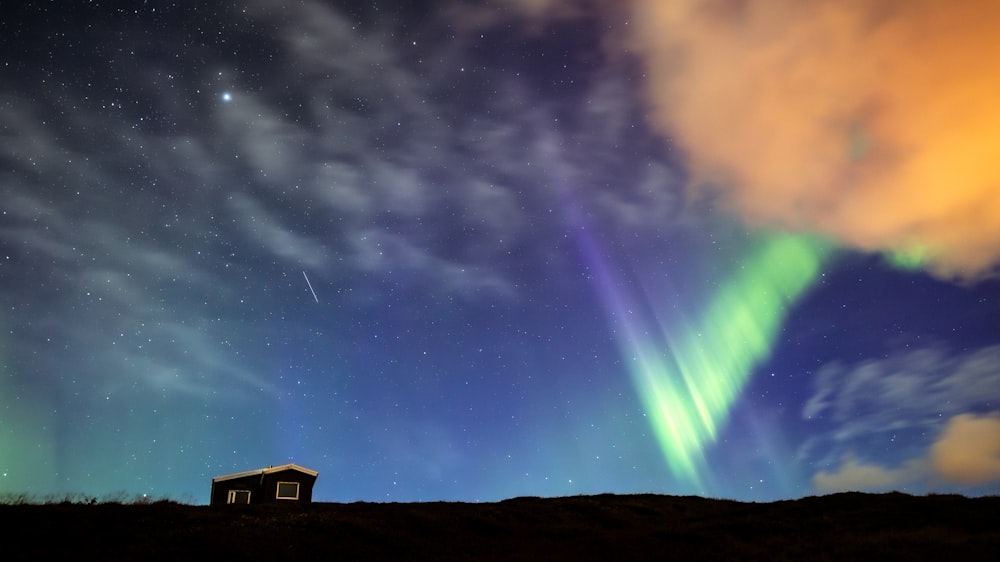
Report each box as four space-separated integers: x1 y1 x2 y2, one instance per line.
302 270 319 303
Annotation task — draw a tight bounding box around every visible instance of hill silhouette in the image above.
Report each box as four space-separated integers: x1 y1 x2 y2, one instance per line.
1 492 997 560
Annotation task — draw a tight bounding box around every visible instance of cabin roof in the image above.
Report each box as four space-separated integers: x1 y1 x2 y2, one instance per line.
212 463 319 483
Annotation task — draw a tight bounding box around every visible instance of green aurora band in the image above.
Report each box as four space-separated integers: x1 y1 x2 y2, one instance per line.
599 233 832 488
884 246 929 271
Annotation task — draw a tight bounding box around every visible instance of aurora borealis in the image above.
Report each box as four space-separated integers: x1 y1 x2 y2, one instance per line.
578 220 833 488
2 1 999 504
624 234 831 488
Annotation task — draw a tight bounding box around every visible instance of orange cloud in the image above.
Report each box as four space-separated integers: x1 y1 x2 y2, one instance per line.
930 413 1000 486
813 455 926 493
627 0 1000 279
812 412 1000 492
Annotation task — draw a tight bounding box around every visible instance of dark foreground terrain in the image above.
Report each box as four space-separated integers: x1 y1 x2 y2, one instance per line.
2 492 998 560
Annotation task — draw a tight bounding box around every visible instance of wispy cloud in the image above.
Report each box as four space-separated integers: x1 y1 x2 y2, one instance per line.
228 192 329 269
215 95 308 185
444 0 590 32
813 411 1000 492
348 228 515 298
803 345 1000 432
1 0 695 410
802 345 1000 491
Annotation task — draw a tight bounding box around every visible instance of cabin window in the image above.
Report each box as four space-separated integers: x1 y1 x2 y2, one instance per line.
276 481 299 500
227 490 251 504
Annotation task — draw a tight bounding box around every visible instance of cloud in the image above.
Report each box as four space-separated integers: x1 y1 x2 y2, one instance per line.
930 413 1000 486
0 0 704 416
502 0 585 19
814 411 1000 492
228 192 329 269
445 0 589 31
802 345 1000 429
627 0 1000 279
798 345 1000 480
312 162 373 216
348 228 515 298
216 95 308 185
813 455 926 493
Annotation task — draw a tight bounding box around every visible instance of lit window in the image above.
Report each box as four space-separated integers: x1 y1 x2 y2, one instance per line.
276 481 299 500
227 490 251 504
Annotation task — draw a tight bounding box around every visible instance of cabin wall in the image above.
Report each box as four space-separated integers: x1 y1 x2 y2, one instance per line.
211 470 317 505
210 474 264 506
261 471 316 503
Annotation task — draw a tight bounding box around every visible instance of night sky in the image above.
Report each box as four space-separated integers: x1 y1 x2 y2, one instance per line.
2 1 999 504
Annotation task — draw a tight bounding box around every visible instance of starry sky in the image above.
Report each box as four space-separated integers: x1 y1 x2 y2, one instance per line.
2 0 999 504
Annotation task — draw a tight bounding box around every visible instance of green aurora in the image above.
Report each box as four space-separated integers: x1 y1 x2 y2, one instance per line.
616 234 832 487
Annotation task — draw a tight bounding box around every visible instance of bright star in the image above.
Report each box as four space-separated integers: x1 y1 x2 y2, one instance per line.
221 92 232 102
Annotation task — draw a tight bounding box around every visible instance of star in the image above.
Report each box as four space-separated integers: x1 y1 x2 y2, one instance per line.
221 92 232 102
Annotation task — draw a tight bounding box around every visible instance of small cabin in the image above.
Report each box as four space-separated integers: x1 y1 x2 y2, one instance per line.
210 463 318 506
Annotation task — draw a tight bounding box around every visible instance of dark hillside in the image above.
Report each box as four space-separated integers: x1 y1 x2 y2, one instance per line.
1 492 997 560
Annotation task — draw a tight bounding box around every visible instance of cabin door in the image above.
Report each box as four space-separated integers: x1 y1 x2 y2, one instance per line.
227 490 251 504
